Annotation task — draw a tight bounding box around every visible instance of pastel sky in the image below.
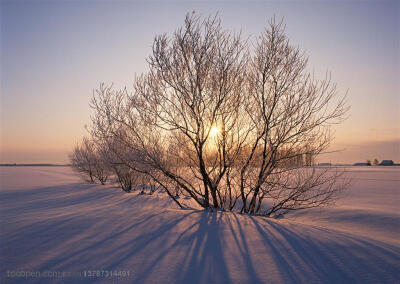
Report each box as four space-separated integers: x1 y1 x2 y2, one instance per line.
1 0 399 164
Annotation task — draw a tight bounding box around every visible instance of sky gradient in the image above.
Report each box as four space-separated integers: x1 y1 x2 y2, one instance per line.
1 0 399 164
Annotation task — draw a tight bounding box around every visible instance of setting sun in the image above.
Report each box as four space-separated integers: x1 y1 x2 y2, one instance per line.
210 126 219 137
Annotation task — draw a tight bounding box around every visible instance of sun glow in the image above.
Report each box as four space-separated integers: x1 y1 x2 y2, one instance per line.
210 126 219 137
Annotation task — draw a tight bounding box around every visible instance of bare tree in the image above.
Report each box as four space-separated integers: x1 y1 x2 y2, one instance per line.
70 137 110 184
98 136 143 192
88 13 349 216
111 164 138 192
69 137 97 183
92 146 110 185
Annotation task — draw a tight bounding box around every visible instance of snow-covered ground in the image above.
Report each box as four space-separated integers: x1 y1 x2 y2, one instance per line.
0 166 399 283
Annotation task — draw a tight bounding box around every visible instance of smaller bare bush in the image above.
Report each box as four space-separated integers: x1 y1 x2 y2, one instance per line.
69 137 97 183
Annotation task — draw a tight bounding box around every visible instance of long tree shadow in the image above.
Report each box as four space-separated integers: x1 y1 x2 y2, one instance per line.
2 191 400 284
249 216 400 283
227 213 268 283
115 210 234 284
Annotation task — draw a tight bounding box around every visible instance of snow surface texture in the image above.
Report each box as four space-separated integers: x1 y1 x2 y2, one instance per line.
0 166 399 283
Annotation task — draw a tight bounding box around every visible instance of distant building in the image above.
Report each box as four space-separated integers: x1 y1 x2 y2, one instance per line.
353 162 370 166
379 160 394 166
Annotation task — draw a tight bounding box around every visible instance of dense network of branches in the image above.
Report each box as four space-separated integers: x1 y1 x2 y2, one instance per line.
71 13 349 217
69 138 108 184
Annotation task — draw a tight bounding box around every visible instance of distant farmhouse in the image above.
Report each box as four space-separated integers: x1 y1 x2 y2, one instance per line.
352 160 397 166
379 160 394 166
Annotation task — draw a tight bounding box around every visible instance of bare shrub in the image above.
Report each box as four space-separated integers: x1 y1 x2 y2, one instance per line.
69 137 97 183
92 150 110 185
70 138 110 185
95 136 141 192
